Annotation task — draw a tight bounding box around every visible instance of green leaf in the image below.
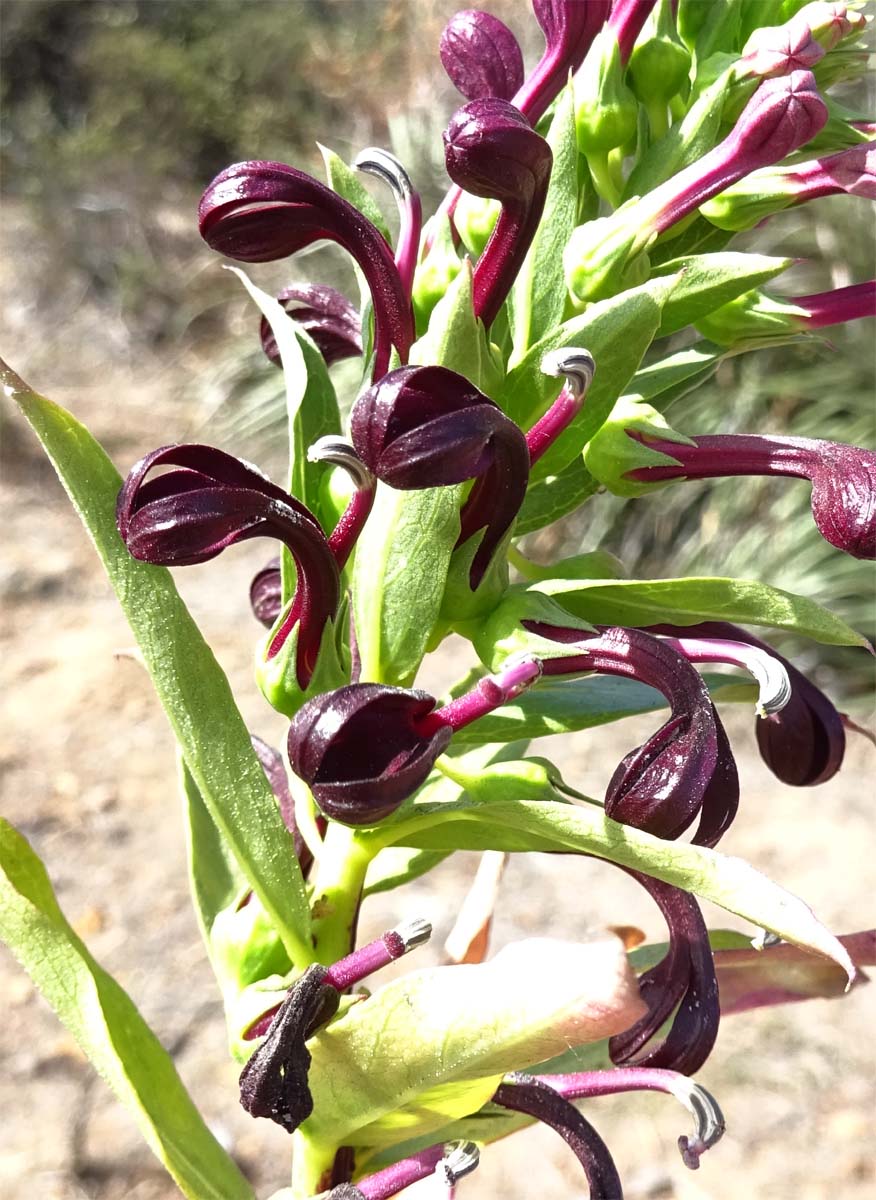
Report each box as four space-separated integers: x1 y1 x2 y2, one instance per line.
528 576 870 648
352 481 463 687
372 793 854 980
319 143 391 242
3 361 313 964
507 81 579 366
410 259 501 394
181 758 246 942
624 340 727 407
227 268 341 519
0 820 255 1200
363 846 450 896
651 253 793 337
515 455 601 535
451 675 668 745
303 935 644 1148
503 276 677 481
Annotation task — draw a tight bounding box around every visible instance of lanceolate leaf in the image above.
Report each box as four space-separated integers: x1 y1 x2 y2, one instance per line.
515 456 601 535
527 576 870 648
367 792 855 980
0 820 255 1200
3 362 313 964
651 253 793 338
410 259 501 394
507 80 579 367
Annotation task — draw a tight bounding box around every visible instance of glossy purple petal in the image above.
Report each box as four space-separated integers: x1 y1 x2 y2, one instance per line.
608 870 720 1076
443 98 552 328
287 684 452 825
440 10 524 102
628 434 876 560
531 625 739 845
198 160 412 378
260 283 362 367
250 556 282 628
647 622 846 786
492 1074 623 1198
239 963 339 1133
351 364 530 587
117 444 339 687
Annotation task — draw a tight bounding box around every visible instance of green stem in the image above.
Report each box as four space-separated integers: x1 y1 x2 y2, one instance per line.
290 1129 337 1198
669 93 686 123
646 100 669 142
310 821 374 965
587 150 623 208
607 147 627 200
507 545 544 580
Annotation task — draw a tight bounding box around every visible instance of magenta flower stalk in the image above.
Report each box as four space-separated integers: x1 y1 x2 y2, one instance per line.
647 621 847 786
443 98 553 329
198 160 414 379
354 148 422 298
337 1141 479 1200
350 364 530 588
655 633 792 716
528 1067 725 1170
526 624 739 845
636 69 828 238
439 9 525 103
287 660 540 823
324 919 432 991
794 279 876 328
608 869 720 1075
607 0 659 66
627 433 876 559
525 348 596 466
492 1074 623 1199
306 436 376 570
116 444 340 686
260 283 362 368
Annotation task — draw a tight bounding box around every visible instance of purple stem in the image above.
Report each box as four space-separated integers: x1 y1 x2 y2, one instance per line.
627 432 817 482
415 656 542 736
328 483 376 569
797 280 876 328
356 1145 444 1200
526 349 595 465
608 0 659 66
323 920 431 991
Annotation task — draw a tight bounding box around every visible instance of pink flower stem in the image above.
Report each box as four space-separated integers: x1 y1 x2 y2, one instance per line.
415 656 543 737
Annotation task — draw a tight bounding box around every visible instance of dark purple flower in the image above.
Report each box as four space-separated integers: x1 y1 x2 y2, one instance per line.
251 735 314 877
519 1 612 123
198 160 413 379
528 625 739 845
259 283 362 368
492 1074 623 1198
250 556 282 628
288 684 452 824
648 622 847 786
287 659 540 823
440 9 525 102
117 444 339 687
627 434 876 560
443 99 552 328
350 364 530 588
239 963 339 1132
608 870 720 1075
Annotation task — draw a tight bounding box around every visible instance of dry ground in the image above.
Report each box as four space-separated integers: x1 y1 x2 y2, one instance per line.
1 205 874 1200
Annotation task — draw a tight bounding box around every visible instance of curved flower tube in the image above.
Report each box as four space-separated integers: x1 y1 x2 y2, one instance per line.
518 0 612 124
443 98 553 328
307 436 376 569
439 9 524 103
354 148 422 298
534 1066 725 1170
259 283 362 368
525 348 596 466
492 1074 623 1199
526 624 739 845
198 160 413 378
330 1140 479 1199
350 364 530 588
647 621 847 786
608 869 721 1075
627 433 876 559
117 444 340 687
288 658 540 823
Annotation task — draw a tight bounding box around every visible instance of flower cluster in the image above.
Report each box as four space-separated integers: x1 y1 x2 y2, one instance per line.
110 1 874 1195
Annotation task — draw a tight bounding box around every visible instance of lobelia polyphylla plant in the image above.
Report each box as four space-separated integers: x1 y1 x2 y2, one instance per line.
3 2 876 1199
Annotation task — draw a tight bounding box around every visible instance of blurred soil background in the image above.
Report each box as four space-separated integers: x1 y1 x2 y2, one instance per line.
1 3 875 1199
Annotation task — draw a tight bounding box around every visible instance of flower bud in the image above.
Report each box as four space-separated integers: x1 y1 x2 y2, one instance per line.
627 0 692 110
444 98 552 328
350 364 529 588
518 1 613 124
608 0 659 66
198 160 413 378
574 27 639 159
259 284 361 368
250 556 282 628
411 213 462 332
288 684 452 824
439 9 525 102
117 444 340 688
